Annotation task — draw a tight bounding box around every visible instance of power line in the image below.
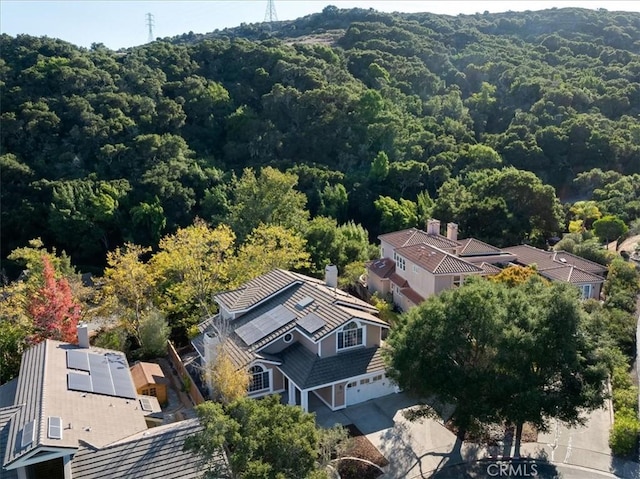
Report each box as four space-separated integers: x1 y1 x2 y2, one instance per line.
146 12 155 43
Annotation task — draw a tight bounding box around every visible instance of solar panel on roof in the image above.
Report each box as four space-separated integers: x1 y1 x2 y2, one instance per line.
68 372 93 392
67 349 90 371
296 312 326 334
21 420 35 448
48 416 62 440
236 305 296 345
109 355 137 399
89 353 115 396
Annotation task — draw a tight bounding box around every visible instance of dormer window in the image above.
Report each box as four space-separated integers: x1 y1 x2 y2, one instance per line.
337 321 364 351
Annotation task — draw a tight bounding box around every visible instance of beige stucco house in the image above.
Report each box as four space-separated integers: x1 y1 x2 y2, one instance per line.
367 220 515 311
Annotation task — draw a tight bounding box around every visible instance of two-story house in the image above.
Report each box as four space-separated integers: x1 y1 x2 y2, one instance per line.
367 220 516 311
192 267 396 412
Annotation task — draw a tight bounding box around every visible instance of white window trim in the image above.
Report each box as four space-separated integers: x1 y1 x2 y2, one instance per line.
248 364 271 394
580 284 592 299
336 321 365 352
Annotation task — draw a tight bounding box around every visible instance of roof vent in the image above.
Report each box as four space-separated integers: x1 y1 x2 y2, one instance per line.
296 296 314 310
140 397 153 412
21 420 35 448
48 416 63 440
559 258 567 263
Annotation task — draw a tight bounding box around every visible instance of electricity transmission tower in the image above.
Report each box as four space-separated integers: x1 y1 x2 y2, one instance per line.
146 13 155 43
264 0 278 24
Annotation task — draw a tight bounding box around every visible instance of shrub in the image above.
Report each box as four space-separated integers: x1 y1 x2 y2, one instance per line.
610 410 640 456
613 386 639 413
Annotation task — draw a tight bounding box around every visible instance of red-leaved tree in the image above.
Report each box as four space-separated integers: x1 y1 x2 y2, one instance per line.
27 256 82 344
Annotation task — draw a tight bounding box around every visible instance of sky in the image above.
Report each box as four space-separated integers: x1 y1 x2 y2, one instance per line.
1 1 639 50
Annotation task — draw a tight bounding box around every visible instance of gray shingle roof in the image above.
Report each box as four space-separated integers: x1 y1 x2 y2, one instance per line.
396 244 484 275
214 269 299 312
277 344 385 389
199 270 386 370
71 419 224 479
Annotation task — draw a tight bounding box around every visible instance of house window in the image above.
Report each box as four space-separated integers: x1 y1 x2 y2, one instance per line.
360 378 370 385
249 365 270 393
397 256 406 271
141 389 149 395
413 265 418 274
453 276 462 287
372 374 383 382
347 381 356 388
337 322 364 351
149 387 157 397
580 284 592 299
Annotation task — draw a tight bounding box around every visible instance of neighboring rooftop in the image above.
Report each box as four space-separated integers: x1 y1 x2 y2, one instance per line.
504 244 608 275
130 362 169 388
395 243 484 275
379 228 460 251
71 419 214 479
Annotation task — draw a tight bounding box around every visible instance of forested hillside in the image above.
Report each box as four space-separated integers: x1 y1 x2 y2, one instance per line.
1 6 639 272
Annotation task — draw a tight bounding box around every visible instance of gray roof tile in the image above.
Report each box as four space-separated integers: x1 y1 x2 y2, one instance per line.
200 270 386 370
277 344 385 389
71 419 225 479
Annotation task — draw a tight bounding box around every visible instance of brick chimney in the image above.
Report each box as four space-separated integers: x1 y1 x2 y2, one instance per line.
426 219 441 235
447 222 458 241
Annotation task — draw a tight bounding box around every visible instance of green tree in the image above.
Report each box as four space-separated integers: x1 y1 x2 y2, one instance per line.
151 220 235 331
593 215 628 246
230 224 310 287
185 395 329 479
385 278 508 441
101 244 156 347
227 167 309 242
138 307 170 358
374 196 418 233
369 151 390 181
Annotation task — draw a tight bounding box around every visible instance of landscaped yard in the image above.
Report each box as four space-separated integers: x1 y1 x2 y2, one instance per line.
337 424 389 479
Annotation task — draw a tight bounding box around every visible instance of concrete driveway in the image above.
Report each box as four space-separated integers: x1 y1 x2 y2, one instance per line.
312 392 639 479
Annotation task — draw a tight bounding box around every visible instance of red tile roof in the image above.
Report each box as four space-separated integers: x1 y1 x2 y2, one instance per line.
366 257 395 279
379 228 459 251
396 243 484 275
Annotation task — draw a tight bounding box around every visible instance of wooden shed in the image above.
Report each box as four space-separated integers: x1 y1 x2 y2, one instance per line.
130 361 169 406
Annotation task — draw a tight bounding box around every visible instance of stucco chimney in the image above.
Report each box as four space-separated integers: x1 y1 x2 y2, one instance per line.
325 264 338 289
447 222 458 241
77 323 90 348
426 219 441 235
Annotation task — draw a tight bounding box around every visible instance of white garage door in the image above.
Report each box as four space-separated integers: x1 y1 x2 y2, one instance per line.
346 373 396 406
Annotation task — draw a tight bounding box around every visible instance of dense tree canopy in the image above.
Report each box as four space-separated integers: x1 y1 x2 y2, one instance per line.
1 7 639 271
384 276 608 455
